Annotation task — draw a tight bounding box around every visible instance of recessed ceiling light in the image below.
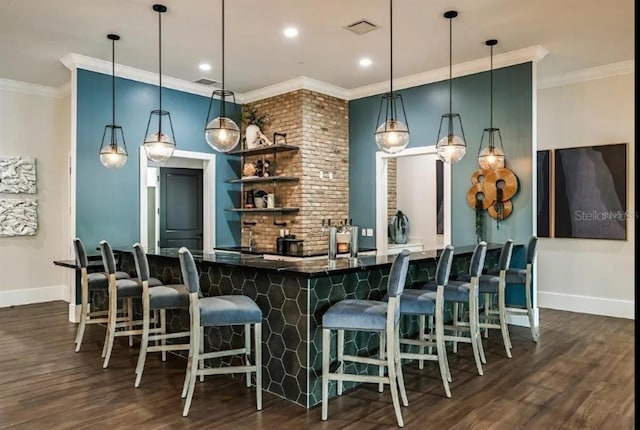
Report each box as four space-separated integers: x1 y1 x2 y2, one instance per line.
199 63 212 71
283 27 299 38
359 57 372 67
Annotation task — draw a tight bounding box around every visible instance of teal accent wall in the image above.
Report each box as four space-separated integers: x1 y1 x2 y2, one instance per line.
76 69 240 250
349 62 533 249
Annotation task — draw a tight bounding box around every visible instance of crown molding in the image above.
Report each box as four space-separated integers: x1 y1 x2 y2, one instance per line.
60 53 215 99
537 60 634 89
0 77 68 98
239 76 349 103
347 45 548 100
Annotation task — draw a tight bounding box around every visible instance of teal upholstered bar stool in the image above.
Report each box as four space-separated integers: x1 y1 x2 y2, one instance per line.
99 240 163 368
132 243 191 387
179 247 263 417
385 245 454 398
422 242 487 375
322 250 411 428
489 236 539 342
73 238 130 352
459 240 514 357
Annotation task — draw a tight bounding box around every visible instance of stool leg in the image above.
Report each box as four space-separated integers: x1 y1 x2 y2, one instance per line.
427 315 434 355
337 329 344 396
452 303 459 354
418 316 425 370
199 327 205 382
103 279 118 368
394 325 408 407
498 282 512 358
245 323 251 388
436 289 452 397
378 331 386 393
469 293 483 376
255 322 262 411
127 298 134 347
483 293 490 338
75 272 89 352
525 269 539 342
321 328 330 421
386 328 404 428
160 309 167 362
135 294 151 387
182 318 200 417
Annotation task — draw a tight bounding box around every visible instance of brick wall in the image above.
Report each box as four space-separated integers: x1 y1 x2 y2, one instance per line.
240 90 349 253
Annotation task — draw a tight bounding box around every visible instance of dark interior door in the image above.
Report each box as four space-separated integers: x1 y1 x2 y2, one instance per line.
159 167 203 250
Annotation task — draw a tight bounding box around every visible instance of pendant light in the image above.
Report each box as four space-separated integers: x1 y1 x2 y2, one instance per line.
478 39 506 170
374 0 410 154
99 34 128 169
205 0 240 153
143 4 176 163
436 10 466 164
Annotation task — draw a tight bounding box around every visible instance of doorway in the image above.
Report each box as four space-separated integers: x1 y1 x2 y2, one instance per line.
139 148 216 252
376 146 452 253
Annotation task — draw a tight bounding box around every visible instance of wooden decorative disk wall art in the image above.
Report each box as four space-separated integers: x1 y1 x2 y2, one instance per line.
466 183 493 210
483 168 518 202
488 199 513 220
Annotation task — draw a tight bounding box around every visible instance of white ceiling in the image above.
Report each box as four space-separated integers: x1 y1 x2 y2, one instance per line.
0 0 634 92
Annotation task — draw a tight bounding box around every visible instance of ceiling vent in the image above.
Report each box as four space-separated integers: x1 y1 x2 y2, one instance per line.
344 19 379 35
193 77 220 86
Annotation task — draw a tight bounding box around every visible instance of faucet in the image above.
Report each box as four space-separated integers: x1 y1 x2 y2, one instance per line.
242 222 257 250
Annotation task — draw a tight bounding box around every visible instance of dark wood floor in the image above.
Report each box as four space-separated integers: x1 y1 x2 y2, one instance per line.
0 301 633 429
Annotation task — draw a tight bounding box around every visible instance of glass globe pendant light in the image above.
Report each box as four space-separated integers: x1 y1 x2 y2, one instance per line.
143 4 176 163
99 34 127 169
374 0 410 154
205 0 240 153
436 11 466 164
478 39 506 170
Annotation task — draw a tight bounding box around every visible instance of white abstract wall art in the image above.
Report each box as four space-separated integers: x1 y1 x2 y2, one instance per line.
0 156 37 193
0 199 38 237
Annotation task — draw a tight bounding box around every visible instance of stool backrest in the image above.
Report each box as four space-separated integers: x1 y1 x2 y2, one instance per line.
99 240 117 275
387 249 411 297
179 247 202 297
435 245 454 286
468 241 487 278
73 237 88 269
132 243 150 281
498 240 514 271
526 236 538 265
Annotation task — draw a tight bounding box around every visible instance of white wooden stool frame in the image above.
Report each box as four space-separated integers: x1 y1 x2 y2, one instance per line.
505 262 539 341
181 291 263 417
478 269 512 358
322 296 409 428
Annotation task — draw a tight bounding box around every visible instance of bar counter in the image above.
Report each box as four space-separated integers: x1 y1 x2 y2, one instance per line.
56 244 503 408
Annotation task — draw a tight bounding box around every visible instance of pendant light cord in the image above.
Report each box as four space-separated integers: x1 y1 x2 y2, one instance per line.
490 44 493 128
158 10 162 113
111 38 116 144
222 0 225 93
389 0 393 95
448 16 452 115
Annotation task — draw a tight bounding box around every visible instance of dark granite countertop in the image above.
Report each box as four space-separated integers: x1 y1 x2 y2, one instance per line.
213 245 377 258
54 244 504 278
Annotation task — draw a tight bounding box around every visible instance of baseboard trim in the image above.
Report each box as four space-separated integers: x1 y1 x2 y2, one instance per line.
0 285 70 309
538 291 634 319
506 307 539 328
69 303 81 323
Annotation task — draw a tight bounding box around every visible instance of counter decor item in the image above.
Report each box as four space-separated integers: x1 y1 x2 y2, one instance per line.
242 106 271 149
0 157 36 193
242 162 257 178
244 190 255 208
388 210 409 244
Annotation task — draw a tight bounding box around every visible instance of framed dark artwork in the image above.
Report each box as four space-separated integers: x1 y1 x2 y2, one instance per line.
536 150 551 237
554 143 627 240
436 159 444 235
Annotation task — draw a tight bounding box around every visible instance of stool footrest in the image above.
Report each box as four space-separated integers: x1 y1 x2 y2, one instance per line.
148 344 190 353
200 347 247 360
328 373 388 384
148 331 190 341
400 338 437 347
341 354 385 366
198 365 256 376
400 352 438 361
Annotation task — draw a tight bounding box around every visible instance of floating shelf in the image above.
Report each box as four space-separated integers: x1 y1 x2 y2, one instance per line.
226 207 300 213
227 175 299 184
227 144 299 156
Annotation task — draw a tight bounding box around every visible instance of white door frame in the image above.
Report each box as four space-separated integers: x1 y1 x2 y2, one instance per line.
375 146 452 253
139 147 216 252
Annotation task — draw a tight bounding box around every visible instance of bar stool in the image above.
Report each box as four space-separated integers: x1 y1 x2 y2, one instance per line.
385 245 454 398
132 243 191 387
422 242 487 376
460 240 514 357
322 250 411 428
489 236 539 341
73 238 130 352
99 240 162 368
179 247 263 417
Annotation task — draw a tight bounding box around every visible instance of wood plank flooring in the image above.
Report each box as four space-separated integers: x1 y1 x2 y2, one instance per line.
0 301 634 429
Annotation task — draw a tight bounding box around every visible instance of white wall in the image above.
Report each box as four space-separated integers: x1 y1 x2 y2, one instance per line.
0 88 71 306
396 154 440 249
537 73 634 319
